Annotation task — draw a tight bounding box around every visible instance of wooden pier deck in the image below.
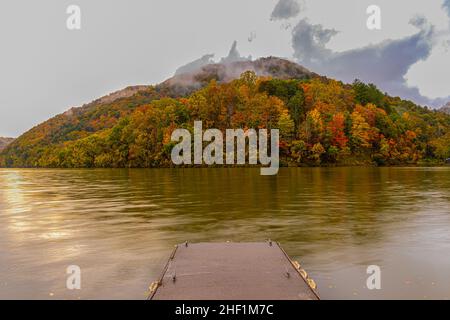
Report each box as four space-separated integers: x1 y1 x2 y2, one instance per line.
149 241 319 300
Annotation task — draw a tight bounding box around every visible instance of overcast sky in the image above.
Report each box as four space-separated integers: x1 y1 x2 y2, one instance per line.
1 0 449 137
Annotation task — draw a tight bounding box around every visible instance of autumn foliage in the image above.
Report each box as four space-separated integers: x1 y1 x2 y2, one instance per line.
1 72 450 168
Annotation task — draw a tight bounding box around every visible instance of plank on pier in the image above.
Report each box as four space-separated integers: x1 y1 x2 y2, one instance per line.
150 242 319 300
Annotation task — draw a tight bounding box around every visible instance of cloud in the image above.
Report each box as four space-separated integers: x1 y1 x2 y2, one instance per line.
444 0 450 17
175 54 215 75
292 19 337 63
271 0 301 20
290 17 448 107
220 40 252 64
175 41 251 76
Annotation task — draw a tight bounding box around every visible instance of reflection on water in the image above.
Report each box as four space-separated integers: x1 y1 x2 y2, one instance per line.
0 167 450 299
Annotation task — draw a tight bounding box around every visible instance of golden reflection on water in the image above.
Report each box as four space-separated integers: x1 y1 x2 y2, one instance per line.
2 172 32 215
1 171 74 243
0 167 450 299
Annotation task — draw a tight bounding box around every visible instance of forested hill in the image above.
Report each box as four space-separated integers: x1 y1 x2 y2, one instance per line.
1 57 450 168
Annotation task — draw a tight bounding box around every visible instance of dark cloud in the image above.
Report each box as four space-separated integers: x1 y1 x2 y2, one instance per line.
271 0 301 21
292 19 337 63
444 0 450 17
291 17 449 107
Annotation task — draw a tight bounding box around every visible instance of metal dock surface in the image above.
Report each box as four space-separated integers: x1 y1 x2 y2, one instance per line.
149 242 319 300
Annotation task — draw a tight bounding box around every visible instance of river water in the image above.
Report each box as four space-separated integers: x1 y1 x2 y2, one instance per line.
0 167 449 299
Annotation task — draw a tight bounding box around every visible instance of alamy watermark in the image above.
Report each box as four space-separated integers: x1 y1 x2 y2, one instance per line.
66 5 81 30
366 265 381 290
66 265 81 290
65 5 380 31
367 5 381 30
171 121 279 175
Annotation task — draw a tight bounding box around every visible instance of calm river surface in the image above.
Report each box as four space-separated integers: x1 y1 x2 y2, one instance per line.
0 167 449 300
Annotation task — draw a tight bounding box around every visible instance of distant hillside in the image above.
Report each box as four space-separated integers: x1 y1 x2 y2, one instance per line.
440 102 450 115
1 57 450 168
0 137 14 152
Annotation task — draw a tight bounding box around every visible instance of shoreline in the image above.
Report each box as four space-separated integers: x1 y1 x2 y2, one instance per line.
1 163 449 170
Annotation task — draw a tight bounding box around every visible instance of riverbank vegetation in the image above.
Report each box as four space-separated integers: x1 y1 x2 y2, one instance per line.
1 71 450 168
